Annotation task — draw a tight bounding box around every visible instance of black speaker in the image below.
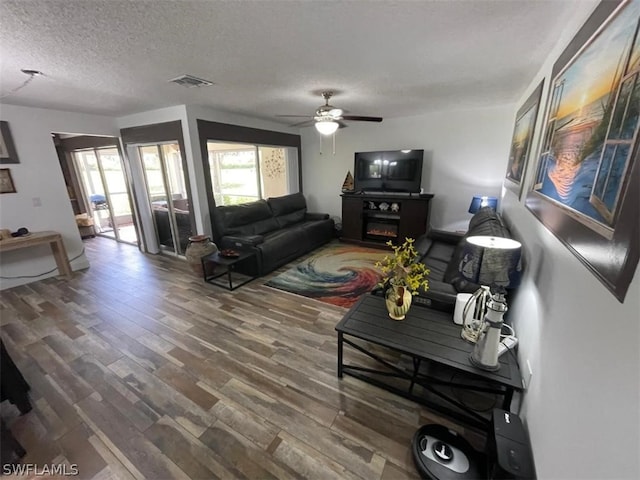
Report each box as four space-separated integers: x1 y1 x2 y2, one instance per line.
487 409 536 479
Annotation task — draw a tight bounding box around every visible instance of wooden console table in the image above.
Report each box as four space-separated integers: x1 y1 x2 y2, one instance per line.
0 231 72 279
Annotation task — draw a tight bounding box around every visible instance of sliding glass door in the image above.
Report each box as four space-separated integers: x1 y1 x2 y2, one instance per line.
207 141 295 206
73 147 138 244
139 143 192 256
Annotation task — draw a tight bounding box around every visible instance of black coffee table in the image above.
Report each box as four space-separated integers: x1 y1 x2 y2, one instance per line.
335 295 523 431
201 250 257 290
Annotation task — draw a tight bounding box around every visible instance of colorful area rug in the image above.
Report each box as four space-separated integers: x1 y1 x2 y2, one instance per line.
264 243 388 308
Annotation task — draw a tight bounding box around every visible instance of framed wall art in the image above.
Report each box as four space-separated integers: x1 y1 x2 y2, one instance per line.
0 168 16 193
505 79 544 197
525 0 639 302
0 121 19 164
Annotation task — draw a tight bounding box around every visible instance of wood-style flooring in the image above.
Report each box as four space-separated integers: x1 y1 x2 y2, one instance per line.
0 237 482 479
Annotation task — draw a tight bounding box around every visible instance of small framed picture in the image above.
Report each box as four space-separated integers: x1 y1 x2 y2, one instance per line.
0 121 19 164
0 168 16 193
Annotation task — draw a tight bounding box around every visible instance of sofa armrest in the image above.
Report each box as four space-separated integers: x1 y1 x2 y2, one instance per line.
305 212 330 221
427 229 465 244
221 234 265 248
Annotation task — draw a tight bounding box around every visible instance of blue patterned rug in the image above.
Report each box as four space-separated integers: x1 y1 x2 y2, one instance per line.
264 243 387 308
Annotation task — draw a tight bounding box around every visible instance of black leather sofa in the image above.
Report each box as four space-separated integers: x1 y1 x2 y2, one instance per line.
212 192 334 276
381 207 515 312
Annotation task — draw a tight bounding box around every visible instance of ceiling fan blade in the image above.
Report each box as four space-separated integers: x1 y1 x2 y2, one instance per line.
289 119 315 127
342 115 383 122
276 114 314 118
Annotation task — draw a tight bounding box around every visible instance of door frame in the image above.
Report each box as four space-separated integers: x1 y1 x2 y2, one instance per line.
137 142 188 256
120 121 195 255
60 136 140 246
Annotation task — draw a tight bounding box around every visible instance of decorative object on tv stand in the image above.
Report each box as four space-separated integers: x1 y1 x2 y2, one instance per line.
341 170 354 192
458 235 522 371
375 238 430 320
468 195 498 214
185 235 218 276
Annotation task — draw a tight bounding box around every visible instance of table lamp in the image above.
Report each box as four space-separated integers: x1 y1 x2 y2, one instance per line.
458 235 522 371
468 196 498 214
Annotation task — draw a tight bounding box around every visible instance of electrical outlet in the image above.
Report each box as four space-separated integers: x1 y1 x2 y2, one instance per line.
523 359 533 389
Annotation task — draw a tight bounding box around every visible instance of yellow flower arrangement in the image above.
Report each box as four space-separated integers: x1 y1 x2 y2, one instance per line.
375 238 430 295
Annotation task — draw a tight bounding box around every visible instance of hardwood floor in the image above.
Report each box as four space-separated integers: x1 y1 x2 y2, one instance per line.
1 237 482 479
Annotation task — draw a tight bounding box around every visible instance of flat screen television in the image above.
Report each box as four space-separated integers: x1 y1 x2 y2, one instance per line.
353 149 424 193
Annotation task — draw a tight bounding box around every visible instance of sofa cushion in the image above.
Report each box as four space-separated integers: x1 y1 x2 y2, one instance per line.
216 200 279 236
258 226 306 272
421 242 457 282
299 218 335 249
268 192 307 216
275 210 306 228
414 236 434 258
268 193 307 228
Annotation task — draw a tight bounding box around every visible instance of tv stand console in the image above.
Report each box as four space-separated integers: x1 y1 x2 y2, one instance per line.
341 192 434 248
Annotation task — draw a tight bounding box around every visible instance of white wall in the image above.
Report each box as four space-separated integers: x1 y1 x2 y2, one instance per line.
0 104 118 289
300 105 514 231
500 1 640 478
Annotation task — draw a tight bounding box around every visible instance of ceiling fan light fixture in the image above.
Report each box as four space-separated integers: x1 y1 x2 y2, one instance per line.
315 120 339 135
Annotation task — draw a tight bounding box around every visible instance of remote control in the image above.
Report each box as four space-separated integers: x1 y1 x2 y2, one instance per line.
498 336 518 357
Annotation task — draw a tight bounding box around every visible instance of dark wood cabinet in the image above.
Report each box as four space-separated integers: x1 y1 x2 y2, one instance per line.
341 193 434 248
341 196 364 241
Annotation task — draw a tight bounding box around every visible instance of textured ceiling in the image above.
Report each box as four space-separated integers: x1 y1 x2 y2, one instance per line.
0 0 596 124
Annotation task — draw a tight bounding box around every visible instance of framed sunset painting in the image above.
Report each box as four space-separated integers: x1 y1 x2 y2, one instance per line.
505 80 544 197
526 0 640 302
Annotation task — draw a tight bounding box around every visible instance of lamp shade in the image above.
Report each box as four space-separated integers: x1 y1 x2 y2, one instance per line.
468 196 498 214
458 235 522 288
315 120 339 135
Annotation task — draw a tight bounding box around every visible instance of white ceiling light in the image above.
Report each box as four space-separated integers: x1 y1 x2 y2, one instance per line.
315 120 339 135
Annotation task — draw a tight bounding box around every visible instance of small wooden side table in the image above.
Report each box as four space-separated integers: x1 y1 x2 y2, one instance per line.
0 231 73 279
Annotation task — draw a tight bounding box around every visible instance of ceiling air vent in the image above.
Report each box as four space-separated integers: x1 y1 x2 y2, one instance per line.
169 74 214 88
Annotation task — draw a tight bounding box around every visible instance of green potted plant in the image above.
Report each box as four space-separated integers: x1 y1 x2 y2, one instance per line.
375 238 430 320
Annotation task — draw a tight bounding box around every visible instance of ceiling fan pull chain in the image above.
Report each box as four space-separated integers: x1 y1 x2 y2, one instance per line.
332 132 336 155
319 132 323 155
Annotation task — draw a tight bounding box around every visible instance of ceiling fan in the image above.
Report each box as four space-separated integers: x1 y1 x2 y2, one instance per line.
277 91 383 135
